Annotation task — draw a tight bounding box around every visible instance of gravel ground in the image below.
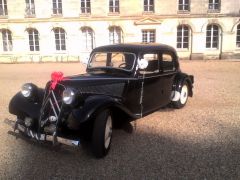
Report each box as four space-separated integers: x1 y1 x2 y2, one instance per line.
0 61 240 179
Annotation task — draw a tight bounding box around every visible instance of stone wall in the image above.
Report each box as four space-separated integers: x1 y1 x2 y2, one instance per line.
0 0 239 62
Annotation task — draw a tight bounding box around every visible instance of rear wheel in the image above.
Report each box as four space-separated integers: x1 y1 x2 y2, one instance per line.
172 81 189 109
92 109 113 158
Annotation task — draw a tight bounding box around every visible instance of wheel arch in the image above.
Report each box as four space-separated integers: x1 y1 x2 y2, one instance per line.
71 95 135 125
173 73 194 97
9 89 44 119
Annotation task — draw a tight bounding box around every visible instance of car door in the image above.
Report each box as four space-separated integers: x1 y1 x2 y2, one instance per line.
159 52 177 105
139 53 166 115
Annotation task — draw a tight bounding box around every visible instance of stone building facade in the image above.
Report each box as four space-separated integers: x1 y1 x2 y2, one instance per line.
0 0 240 63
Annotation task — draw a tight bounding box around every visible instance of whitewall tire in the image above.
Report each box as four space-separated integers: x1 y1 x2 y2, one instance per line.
172 81 189 109
92 109 113 158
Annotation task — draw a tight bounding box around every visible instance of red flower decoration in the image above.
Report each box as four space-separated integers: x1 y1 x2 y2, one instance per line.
50 71 65 90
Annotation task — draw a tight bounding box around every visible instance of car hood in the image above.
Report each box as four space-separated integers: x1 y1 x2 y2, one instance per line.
59 73 131 97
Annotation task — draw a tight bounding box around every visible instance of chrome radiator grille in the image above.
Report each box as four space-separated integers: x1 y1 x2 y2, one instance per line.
39 83 65 132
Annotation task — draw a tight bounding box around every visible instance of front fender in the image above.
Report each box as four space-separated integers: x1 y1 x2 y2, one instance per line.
9 89 44 119
71 95 125 124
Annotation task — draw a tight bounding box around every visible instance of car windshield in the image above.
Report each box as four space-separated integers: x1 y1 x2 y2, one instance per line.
88 52 135 71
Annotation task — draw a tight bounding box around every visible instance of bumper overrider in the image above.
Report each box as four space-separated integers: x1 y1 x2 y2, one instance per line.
6 72 80 147
4 118 80 147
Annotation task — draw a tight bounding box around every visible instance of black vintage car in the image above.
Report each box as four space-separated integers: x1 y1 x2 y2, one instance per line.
7 43 194 158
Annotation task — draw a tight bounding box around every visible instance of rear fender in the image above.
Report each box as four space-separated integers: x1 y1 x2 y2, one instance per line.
172 73 194 99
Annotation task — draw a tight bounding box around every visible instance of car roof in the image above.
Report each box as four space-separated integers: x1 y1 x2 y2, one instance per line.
91 43 177 54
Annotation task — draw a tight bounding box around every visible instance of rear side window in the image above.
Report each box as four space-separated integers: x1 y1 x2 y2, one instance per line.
161 53 175 72
139 53 159 74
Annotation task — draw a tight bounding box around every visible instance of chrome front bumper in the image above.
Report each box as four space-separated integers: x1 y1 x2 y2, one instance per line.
4 118 80 147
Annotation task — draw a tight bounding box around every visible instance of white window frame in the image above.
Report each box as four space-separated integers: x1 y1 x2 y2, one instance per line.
0 0 8 16
1 29 12 51
206 24 219 49
25 0 35 16
142 30 155 43
177 25 189 49
27 29 40 51
81 0 91 14
109 26 122 44
82 27 94 50
236 24 240 48
52 0 62 15
54 28 66 51
178 0 189 11
208 0 220 11
109 0 119 13
144 0 154 12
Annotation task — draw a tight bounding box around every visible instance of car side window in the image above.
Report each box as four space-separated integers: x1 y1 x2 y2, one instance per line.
89 52 135 70
111 53 128 69
90 53 107 67
111 53 125 65
161 53 175 72
139 53 159 75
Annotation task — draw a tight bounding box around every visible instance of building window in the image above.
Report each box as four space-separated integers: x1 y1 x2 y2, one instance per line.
144 0 154 12
109 0 119 13
0 0 8 16
52 0 62 15
81 0 91 14
142 30 155 43
1 29 12 51
27 29 39 51
177 25 190 49
109 26 122 44
53 28 66 51
82 27 94 50
208 0 220 11
206 24 219 49
236 24 240 48
178 0 189 11
25 0 35 16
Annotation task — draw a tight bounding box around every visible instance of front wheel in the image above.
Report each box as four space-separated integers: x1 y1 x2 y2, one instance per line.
172 82 189 109
92 109 113 158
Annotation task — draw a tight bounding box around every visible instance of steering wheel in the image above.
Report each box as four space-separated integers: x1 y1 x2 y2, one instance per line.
118 63 126 68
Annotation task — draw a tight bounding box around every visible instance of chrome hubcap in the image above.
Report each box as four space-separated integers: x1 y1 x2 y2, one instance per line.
104 116 112 149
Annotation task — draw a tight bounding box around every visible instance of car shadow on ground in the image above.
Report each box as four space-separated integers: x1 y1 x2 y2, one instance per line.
4 121 240 179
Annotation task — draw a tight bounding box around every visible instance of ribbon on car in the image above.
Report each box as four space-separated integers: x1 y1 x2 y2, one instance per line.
50 71 66 90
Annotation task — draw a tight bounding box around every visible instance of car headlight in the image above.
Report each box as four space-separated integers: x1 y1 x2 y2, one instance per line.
62 88 76 105
21 83 33 98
